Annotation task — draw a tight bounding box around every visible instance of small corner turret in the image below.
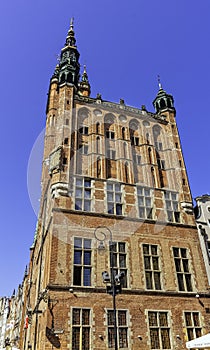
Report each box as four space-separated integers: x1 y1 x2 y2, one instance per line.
78 65 91 97
153 77 175 114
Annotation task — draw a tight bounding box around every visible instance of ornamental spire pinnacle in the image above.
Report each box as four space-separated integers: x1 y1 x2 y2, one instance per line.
78 65 91 97
158 75 162 90
65 17 76 47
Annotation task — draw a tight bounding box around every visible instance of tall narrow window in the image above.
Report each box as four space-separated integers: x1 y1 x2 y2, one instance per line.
72 308 91 350
143 244 161 290
148 311 171 349
122 127 126 140
131 136 139 146
148 147 152 164
173 247 193 292
137 187 153 219
110 242 127 288
164 191 180 222
125 162 129 183
97 157 101 178
107 310 128 348
75 177 92 211
123 142 127 158
107 183 123 215
79 144 88 155
96 122 100 134
184 312 202 341
73 238 92 286
96 136 100 154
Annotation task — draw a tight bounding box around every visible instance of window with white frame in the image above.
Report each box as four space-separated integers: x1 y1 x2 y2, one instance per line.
164 191 180 222
72 308 91 350
107 183 123 215
137 187 153 219
131 136 139 146
184 312 202 341
107 310 128 348
79 144 88 155
173 247 193 292
106 131 115 139
110 242 127 288
79 126 88 135
73 237 92 286
75 177 92 211
143 244 161 290
148 311 171 349
107 149 116 160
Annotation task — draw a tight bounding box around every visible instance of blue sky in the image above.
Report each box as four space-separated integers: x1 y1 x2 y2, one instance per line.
0 0 209 296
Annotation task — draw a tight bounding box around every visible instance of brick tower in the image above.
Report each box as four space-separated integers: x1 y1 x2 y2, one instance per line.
23 20 210 350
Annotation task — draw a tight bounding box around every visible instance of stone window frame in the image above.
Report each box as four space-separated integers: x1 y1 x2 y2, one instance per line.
106 308 130 349
142 244 162 291
71 307 92 350
74 177 92 212
73 237 92 287
147 310 172 349
164 191 180 223
172 247 193 292
183 311 202 341
109 241 128 288
136 186 153 220
106 182 123 216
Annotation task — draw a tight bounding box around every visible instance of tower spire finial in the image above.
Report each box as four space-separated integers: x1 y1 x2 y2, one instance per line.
65 17 76 47
70 17 74 31
158 75 162 90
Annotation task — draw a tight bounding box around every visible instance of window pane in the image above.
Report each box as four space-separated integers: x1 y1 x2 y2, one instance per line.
146 271 152 289
119 328 128 348
143 244 149 255
159 313 168 327
75 199 82 210
119 243 125 252
150 329 160 349
72 328 80 350
154 272 161 290
82 328 90 350
177 274 185 291
84 251 91 265
84 239 91 249
84 189 91 198
115 194 121 202
161 329 171 349
82 310 90 325
185 274 193 291
144 256 151 270
108 192 114 201
108 328 115 348
74 251 82 264
119 255 126 268
73 266 82 286
84 200 91 211
76 178 83 186
84 268 91 286
74 238 82 248
108 204 114 214
116 204 122 215
108 311 114 325
73 309 80 325
151 245 157 255
76 188 83 197
148 312 157 326
138 197 144 206
193 313 200 327
152 257 159 270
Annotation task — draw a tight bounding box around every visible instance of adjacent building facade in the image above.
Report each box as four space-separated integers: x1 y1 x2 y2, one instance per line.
3 20 210 350
195 194 210 284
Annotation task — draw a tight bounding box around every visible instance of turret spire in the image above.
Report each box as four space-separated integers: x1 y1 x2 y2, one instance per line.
65 17 76 47
78 65 91 96
158 75 162 90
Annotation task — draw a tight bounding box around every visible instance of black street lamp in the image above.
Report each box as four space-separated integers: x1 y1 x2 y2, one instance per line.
94 226 124 350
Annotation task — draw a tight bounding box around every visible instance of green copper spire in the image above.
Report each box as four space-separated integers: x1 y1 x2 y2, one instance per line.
153 77 174 113
54 18 80 87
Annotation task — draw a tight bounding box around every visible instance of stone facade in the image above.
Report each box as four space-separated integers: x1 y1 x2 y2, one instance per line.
195 194 210 284
17 21 210 350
